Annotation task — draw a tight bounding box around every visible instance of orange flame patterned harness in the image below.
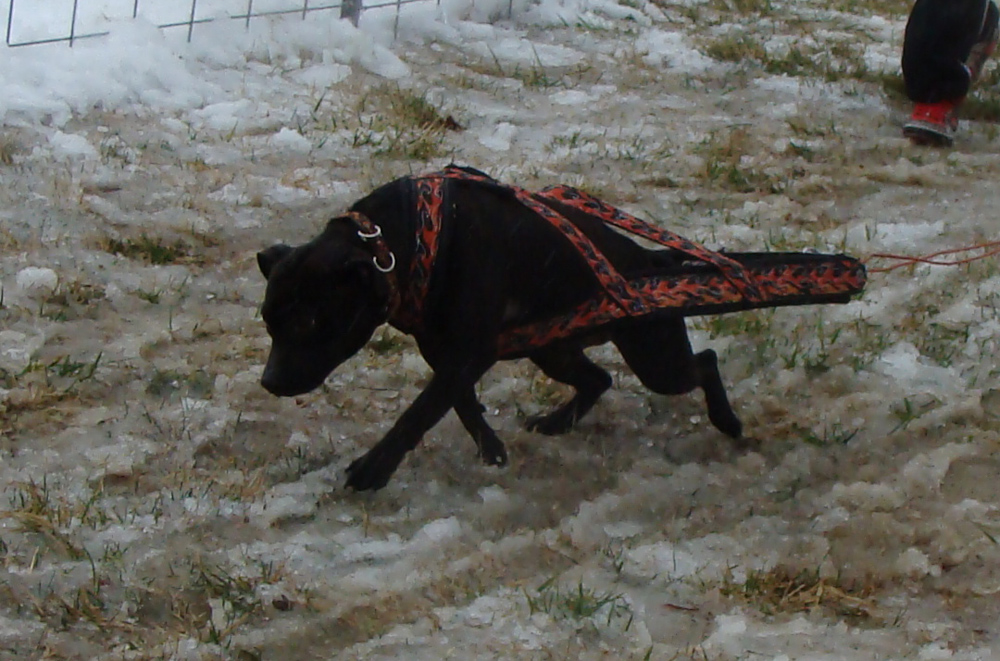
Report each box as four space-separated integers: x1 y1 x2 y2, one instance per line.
352 166 866 358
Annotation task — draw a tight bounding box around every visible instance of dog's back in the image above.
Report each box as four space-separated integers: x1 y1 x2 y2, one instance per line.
350 174 671 333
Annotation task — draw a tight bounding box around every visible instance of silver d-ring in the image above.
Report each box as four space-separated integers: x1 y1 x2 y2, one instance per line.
358 225 382 240
373 252 396 273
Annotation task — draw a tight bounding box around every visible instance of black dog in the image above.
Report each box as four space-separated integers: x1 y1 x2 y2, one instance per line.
257 166 743 491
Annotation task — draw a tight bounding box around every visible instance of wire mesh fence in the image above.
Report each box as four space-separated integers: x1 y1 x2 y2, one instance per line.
3 0 443 48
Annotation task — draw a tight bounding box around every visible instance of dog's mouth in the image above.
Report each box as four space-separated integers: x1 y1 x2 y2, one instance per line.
259 347 339 397
260 377 317 398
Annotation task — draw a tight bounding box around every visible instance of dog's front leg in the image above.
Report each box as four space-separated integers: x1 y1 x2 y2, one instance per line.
454 389 508 467
345 366 488 491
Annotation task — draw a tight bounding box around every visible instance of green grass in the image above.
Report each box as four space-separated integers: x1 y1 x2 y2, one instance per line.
704 32 886 87
703 34 767 64
525 577 633 626
343 83 461 160
101 234 192 265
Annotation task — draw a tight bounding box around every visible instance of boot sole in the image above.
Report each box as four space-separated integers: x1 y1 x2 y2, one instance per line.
903 124 955 147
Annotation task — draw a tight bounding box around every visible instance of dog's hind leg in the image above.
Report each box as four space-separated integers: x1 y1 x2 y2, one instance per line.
524 345 613 435
454 389 508 467
613 317 742 439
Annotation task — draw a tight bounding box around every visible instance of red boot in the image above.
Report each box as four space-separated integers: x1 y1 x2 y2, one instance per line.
903 99 961 146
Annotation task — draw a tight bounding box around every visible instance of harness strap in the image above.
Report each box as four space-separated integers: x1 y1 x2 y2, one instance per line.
389 176 446 331
497 255 865 357
436 167 650 314
537 185 762 302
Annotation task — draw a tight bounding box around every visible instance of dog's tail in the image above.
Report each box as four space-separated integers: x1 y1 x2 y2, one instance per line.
497 252 865 356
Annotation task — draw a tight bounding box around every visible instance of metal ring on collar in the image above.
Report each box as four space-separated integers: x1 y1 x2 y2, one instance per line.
373 252 396 273
358 225 383 240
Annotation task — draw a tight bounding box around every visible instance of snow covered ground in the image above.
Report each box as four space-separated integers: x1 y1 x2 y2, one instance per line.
3 0 1000 658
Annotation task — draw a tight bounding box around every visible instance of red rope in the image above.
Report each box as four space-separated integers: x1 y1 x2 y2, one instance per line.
865 240 1000 273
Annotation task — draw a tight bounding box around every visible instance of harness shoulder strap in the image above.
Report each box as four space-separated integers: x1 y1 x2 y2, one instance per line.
537 185 761 302
438 165 649 315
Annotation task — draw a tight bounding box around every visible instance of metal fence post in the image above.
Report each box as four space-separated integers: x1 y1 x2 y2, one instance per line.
6 0 15 46
70 0 80 46
186 0 198 42
340 0 362 27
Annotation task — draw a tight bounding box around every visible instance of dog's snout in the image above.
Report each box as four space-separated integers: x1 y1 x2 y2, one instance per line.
260 369 279 394
259 352 324 397
260 371 300 397
260 357 292 396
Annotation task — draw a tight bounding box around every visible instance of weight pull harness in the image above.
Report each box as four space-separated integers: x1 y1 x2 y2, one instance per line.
343 166 867 358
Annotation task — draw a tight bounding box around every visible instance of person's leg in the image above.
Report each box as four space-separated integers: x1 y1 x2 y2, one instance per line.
967 0 999 83
902 0 995 145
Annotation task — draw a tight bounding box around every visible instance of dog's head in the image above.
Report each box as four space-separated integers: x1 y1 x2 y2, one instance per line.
257 230 388 397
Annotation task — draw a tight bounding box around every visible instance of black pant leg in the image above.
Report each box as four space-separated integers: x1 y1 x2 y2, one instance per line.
902 0 990 102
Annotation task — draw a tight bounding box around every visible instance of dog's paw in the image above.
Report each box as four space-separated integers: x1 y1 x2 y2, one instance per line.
709 409 743 440
345 447 401 492
478 437 508 467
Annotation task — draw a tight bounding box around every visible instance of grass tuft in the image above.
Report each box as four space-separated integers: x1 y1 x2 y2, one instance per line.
101 234 192 265
525 577 633 626
720 565 879 621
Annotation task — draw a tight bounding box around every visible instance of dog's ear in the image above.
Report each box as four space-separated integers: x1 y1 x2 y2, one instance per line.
322 251 390 302
257 244 293 280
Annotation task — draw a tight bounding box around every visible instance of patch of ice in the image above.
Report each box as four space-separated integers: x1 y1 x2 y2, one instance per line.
550 89 593 106
478 485 509 507
897 547 942 579
512 617 549 650
269 127 312 153
0 614 43 639
412 517 463 547
919 642 956 660
627 542 706 581
289 63 352 88
14 267 58 297
189 99 276 133
462 594 511 627
85 436 158 478
48 130 98 160
479 122 518 151
468 38 583 68
0 330 45 373
637 29 715 71
901 443 980 493
286 431 311 448
830 481 905 512
603 521 643 539
250 479 333 528
401 352 430 374
265 183 315 205
877 341 960 392
564 493 622 548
